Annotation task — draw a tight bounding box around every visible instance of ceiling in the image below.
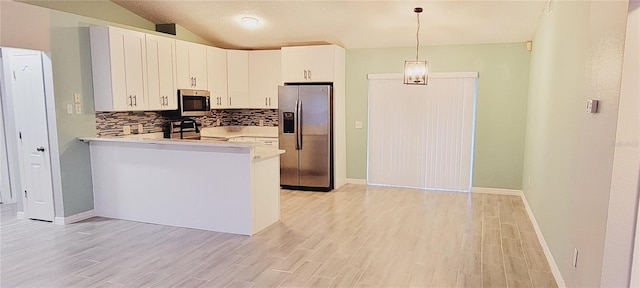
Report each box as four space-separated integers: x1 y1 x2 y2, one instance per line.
111 0 548 50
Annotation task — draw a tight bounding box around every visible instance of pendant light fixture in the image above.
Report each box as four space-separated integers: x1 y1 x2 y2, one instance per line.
404 7 428 85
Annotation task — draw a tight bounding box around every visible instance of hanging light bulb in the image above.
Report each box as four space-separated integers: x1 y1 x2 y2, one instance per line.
404 7 429 85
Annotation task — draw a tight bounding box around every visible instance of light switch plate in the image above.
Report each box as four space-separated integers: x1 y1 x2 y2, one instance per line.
586 99 599 113
259 119 264 126
66 104 74 114
73 92 81 104
137 124 144 134
216 119 221 126
355 121 363 129
75 103 82 114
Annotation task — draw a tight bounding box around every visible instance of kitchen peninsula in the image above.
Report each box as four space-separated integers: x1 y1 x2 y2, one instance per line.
80 137 283 236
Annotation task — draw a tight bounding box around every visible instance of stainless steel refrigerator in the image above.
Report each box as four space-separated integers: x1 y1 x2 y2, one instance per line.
278 85 333 191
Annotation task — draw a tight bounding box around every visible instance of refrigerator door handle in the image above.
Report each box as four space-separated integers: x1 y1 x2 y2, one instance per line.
295 98 299 150
296 98 302 150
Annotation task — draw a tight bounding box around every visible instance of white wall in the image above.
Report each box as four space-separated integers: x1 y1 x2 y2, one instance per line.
602 1 640 286
522 0 629 286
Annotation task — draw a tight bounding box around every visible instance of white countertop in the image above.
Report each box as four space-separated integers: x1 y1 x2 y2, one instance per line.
200 126 278 139
79 136 284 160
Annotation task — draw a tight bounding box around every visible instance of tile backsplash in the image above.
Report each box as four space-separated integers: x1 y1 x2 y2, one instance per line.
96 109 278 137
224 109 278 126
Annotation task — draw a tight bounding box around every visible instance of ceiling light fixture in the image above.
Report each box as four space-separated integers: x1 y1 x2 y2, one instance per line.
404 7 428 85
241 17 259 28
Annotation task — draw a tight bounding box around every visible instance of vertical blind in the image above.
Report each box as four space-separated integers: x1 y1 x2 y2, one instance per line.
367 73 478 192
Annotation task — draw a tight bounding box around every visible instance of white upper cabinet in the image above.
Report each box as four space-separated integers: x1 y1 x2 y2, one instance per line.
281 45 336 83
226 50 249 108
249 50 281 108
207 47 228 109
176 40 208 90
90 26 148 111
146 34 177 110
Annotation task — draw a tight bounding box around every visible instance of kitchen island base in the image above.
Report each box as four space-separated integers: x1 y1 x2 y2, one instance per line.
83 138 282 236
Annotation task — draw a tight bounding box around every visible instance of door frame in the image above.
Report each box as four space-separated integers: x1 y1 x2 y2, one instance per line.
0 47 63 220
0 66 13 204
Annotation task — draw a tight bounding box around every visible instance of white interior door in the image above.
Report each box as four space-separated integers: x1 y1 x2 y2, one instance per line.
367 73 477 192
9 50 54 221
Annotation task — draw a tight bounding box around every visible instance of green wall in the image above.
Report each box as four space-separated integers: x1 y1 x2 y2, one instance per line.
45 9 211 216
522 1 628 286
346 44 531 189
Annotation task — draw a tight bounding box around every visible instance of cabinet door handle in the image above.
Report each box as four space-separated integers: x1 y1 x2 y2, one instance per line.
303 70 307 80
194 77 197 87
133 95 137 106
229 97 232 106
308 70 311 80
269 97 271 106
265 97 268 106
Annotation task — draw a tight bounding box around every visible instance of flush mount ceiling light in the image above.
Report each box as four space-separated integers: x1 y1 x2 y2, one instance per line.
404 7 429 85
240 17 259 28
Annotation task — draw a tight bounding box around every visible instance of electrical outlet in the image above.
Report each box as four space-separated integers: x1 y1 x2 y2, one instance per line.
123 125 131 135
66 104 74 115
75 103 82 114
573 248 579 267
137 124 144 134
355 121 363 129
259 119 264 126
73 92 81 104
216 119 221 126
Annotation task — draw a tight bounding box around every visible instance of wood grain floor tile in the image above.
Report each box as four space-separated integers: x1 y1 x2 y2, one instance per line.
456 273 482 288
225 280 256 288
504 256 532 285
482 264 507 288
315 251 353 278
501 223 520 239
483 229 502 246
279 261 322 287
523 248 551 271
529 270 558 288
502 238 525 258
0 186 554 288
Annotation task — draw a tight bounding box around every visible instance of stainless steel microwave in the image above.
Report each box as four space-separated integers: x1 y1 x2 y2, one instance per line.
165 89 211 117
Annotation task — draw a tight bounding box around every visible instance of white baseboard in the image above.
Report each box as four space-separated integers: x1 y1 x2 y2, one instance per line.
346 178 367 185
471 187 524 196
54 209 95 225
16 211 25 219
520 192 567 288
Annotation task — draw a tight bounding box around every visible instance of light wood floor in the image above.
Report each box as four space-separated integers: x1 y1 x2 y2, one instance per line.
1 184 557 288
